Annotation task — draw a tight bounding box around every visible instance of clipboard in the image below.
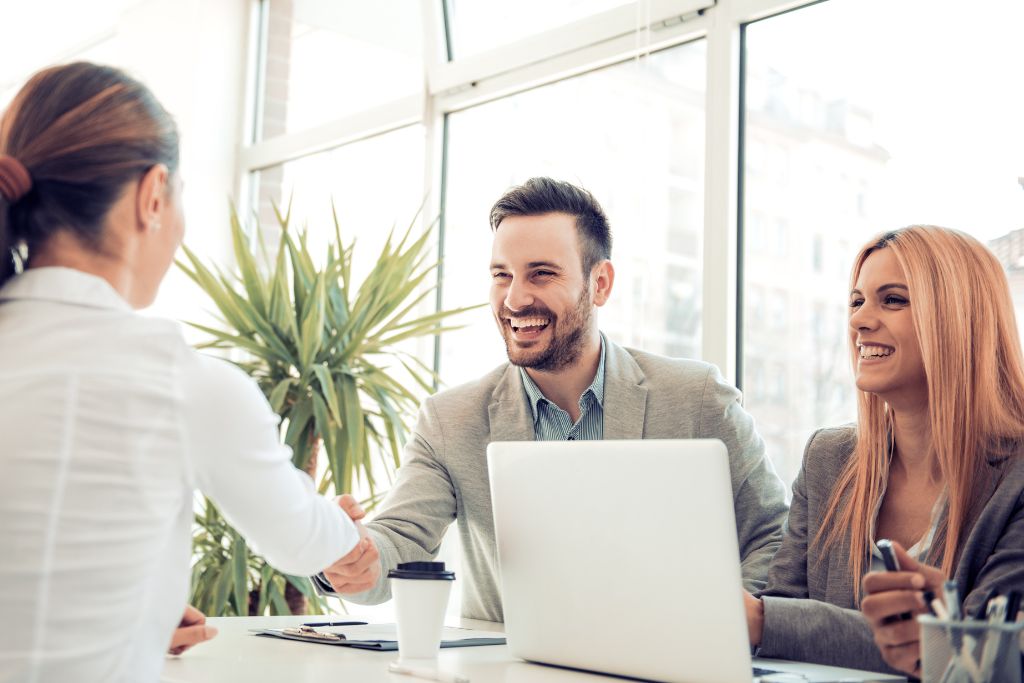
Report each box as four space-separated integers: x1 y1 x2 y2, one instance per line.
250 623 506 651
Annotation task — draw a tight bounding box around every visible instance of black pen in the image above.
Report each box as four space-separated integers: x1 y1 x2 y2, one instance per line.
877 539 913 622
877 539 901 572
301 620 368 627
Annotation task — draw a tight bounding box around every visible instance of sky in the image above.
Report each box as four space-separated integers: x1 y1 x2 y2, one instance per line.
0 0 144 95
747 0 1024 239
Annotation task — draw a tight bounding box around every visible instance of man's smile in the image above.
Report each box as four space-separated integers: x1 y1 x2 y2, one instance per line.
508 316 550 332
506 315 551 341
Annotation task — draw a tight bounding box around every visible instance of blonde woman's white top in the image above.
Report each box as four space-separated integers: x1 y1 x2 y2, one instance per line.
0 267 359 683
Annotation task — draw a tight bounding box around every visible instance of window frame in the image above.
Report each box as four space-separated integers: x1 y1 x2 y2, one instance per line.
236 0 826 384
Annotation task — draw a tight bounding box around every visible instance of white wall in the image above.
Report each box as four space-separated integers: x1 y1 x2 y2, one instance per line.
0 0 252 323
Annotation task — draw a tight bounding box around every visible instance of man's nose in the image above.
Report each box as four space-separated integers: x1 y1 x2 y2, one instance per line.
505 278 534 311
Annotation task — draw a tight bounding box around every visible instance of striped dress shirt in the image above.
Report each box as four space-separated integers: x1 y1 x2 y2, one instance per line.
518 337 606 440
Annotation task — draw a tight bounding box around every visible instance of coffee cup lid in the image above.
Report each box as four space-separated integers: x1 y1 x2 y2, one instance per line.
387 561 455 580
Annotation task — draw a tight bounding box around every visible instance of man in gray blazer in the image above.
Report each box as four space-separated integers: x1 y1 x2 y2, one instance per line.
318 178 788 622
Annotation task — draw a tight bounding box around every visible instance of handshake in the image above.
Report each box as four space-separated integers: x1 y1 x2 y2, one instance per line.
169 494 382 657
323 494 382 594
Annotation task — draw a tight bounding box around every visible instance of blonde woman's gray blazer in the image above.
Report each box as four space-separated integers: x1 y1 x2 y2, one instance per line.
757 426 1024 674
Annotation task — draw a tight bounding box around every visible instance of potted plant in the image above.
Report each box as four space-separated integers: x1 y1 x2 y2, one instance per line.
178 203 477 615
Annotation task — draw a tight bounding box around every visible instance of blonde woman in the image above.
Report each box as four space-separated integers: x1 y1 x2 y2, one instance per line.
742 226 1024 677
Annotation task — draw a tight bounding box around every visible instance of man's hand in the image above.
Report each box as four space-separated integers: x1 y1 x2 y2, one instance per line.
324 494 381 594
168 605 218 656
743 589 765 647
860 541 945 677
335 493 366 522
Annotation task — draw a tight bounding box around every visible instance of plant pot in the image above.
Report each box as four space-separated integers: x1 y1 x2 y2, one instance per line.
285 580 307 615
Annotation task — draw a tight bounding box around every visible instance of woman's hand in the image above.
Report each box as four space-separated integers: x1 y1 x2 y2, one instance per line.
168 604 218 656
743 589 765 647
860 541 944 676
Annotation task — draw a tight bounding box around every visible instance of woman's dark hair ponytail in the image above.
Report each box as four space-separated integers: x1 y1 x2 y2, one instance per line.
0 194 17 286
0 62 179 288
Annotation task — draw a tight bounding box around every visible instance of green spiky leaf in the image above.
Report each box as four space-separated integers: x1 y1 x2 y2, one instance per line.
182 199 478 616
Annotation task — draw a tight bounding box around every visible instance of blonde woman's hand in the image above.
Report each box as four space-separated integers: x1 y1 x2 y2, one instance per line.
860 541 944 676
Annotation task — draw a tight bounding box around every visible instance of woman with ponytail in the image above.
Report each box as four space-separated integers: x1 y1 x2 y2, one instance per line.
0 63 373 683
742 226 1024 677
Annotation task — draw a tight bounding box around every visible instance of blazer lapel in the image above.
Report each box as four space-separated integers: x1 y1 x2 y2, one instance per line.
602 341 648 440
487 364 536 443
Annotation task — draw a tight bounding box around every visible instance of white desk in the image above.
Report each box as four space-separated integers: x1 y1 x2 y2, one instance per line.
160 615 904 683
159 615 585 683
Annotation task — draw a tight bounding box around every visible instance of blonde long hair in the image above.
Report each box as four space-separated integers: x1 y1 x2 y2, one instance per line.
815 226 1024 600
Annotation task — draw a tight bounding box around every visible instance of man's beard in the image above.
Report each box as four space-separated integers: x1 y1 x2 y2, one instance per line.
496 288 593 372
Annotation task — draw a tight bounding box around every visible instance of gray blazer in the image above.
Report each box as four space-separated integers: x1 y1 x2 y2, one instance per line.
758 426 1024 674
344 340 788 621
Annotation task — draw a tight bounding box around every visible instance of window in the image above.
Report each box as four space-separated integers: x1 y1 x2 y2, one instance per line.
209 0 1024 622
438 40 707 385
231 0 1024 569
741 0 1024 485
253 126 425 272
444 0 634 59
258 0 423 138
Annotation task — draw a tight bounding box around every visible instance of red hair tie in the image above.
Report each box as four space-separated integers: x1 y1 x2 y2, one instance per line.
0 154 32 203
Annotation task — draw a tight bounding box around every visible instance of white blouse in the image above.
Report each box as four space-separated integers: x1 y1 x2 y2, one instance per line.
868 477 947 574
0 268 359 683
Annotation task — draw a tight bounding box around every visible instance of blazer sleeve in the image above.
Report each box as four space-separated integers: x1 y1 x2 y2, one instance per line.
756 430 898 674
698 364 789 593
758 596 894 672
331 397 458 605
960 468 1024 617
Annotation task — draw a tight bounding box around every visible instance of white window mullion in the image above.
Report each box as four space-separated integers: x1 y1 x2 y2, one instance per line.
238 95 422 172
420 0 450 371
234 0 269 226
731 0 822 24
701 0 816 384
701 0 742 384
428 0 714 97
435 15 709 116
420 0 449 239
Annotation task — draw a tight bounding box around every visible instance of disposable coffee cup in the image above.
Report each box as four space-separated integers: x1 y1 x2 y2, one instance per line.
388 561 455 661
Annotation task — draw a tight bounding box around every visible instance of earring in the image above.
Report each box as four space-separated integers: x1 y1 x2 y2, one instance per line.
149 220 162 231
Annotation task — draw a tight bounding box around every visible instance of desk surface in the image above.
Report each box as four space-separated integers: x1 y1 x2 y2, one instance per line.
160 615 903 683
159 615 570 683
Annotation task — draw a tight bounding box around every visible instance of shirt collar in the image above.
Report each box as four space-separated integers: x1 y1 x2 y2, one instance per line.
0 267 133 312
519 334 607 421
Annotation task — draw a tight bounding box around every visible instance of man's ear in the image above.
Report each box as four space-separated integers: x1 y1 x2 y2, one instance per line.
591 260 615 307
135 164 169 233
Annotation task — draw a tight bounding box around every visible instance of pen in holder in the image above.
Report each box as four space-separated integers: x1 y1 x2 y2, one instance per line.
918 615 1023 683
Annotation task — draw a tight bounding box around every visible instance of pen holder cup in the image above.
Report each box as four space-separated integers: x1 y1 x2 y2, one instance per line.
919 615 1023 683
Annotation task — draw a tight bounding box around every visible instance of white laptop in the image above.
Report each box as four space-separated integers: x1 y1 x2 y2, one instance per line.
487 439 904 683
